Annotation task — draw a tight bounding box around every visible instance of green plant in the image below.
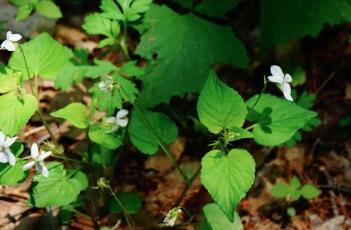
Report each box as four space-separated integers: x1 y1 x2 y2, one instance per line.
10 0 62 20
271 176 321 216
2 0 342 228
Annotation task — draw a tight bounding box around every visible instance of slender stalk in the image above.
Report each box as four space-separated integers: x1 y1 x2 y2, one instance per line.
52 154 84 164
109 188 135 230
120 20 130 60
19 45 58 146
245 123 258 131
249 75 267 110
120 86 190 185
174 167 200 206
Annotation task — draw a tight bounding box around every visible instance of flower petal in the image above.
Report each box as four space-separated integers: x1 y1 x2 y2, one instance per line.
38 163 49 177
116 109 129 119
6 31 12 40
270 65 284 77
117 118 128 127
9 33 22 42
284 73 292 83
4 136 17 148
282 83 293 101
0 152 8 163
23 161 35 170
0 131 5 146
31 143 39 159
106 117 116 124
1 40 16 52
7 152 16 166
268 75 283 83
39 151 51 161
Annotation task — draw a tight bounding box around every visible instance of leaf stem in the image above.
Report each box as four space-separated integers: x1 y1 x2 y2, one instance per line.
119 86 190 185
19 45 59 147
109 187 135 230
249 75 267 110
174 166 200 206
120 20 130 60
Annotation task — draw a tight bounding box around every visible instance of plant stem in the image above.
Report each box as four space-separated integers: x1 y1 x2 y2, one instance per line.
109 188 135 230
120 87 190 185
120 20 130 60
249 75 267 110
19 45 59 147
245 123 258 131
52 154 84 164
174 167 200 206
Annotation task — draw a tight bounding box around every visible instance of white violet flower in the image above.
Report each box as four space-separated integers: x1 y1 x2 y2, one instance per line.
98 76 114 92
106 109 129 132
1 31 22 52
163 207 182 227
0 131 17 166
267 65 293 101
23 143 52 177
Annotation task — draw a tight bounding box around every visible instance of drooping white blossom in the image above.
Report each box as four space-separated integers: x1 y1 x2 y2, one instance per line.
23 143 52 177
0 31 22 52
106 109 129 132
98 76 114 92
268 65 293 101
163 207 182 227
0 131 17 166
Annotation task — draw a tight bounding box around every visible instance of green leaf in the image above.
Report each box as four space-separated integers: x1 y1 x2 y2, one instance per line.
173 0 193 8
100 0 123 20
9 33 72 80
197 70 247 134
246 94 317 146
85 60 118 79
227 127 253 142
29 162 87 207
136 4 248 107
88 124 124 150
261 0 351 47
123 0 153 22
110 192 143 214
0 142 27 185
195 0 240 17
203 203 243 230
0 92 37 136
201 149 255 222
35 0 62 18
128 109 178 155
287 207 296 216
82 13 120 47
301 184 321 199
51 103 89 129
91 145 117 166
10 0 38 5
120 61 145 78
289 176 301 190
0 65 20 93
270 182 290 198
90 71 138 114
16 4 34 20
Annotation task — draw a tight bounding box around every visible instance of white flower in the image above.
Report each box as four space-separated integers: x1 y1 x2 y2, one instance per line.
106 109 129 132
23 143 51 177
1 31 22 52
0 131 17 166
163 207 182 227
268 65 293 101
98 76 114 92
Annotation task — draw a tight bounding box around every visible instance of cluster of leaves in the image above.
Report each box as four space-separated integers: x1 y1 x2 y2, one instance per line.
82 0 152 47
10 0 62 20
4 0 351 228
271 176 321 216
285 91 321 147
